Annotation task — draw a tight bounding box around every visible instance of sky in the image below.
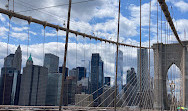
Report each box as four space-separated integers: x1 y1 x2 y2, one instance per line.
0 0 187 99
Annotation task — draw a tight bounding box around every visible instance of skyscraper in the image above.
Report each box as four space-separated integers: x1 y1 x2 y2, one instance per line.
0 46 22 105
45 73 61 106
137 49 149 92
115 50 123 93
104 77 111 86
44 53 59 73
69 67 86 81
69 68 77 77
126 67 137 86
63 76 76 105
76 67 86 81
125 67 138 106
19 54 48 106
91 53 104 106
59 67 69 80
3 45 22 71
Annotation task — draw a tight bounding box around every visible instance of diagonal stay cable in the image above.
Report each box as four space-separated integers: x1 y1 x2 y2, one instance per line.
116 75 138 105
106 72 140 108
86 84 116 107
120 69 150 108
99 71 139 107
75 81 110 106
129 67 152 108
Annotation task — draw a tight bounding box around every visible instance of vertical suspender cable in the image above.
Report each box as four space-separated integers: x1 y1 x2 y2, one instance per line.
2 15 11 105
27 23 30 58
114 0 121 110
76 35 77 82
161 8 162 43
84 37 86 93
56 27 59 56
156 1 161 110
157 1 158 43
59 0 72 110
13 0 14 12
89 38 91 93
8 0 10 10
160 3 163 110
149 0 151 108
184 29 186 41
139 0 142 110
43 26 46 62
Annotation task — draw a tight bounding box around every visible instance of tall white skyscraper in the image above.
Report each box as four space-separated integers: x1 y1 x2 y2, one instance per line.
115 50 123 93
137 49 149 92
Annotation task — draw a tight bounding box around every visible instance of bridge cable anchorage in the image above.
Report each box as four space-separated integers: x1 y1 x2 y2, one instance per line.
158 0 184 47
0 8 149 49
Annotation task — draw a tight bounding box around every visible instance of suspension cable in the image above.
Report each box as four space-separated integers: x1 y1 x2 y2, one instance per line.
161 7 162 43
27 23 30 58
139 0 142 109
75 81 111 106
0 8 149 49
149 0 151 108
56 27 59 56
2 14 11 105
43 24 46 62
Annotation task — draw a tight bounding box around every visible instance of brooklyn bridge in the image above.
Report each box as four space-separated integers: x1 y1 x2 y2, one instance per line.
0 0 187 110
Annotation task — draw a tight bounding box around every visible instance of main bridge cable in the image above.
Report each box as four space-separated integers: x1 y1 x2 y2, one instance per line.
158 0 184 47
0 8 148 49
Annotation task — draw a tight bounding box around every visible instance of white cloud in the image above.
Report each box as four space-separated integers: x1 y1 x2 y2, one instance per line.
30 31 37 35
0 27 8 36
10 32 28 41
0 14 6 22
128 0 157 27
174 1 188 12
12 27 28 32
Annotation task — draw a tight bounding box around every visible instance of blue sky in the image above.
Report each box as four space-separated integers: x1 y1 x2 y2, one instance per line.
0 0 187 92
